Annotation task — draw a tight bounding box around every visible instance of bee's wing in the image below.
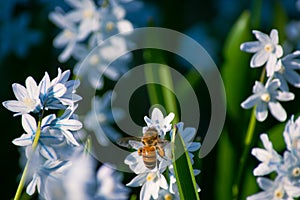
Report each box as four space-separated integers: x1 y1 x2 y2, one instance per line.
158 139 170 148
128 140 144 150
117 137 143 149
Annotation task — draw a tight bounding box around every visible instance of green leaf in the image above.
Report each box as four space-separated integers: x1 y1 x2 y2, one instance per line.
215 130 236 200
267 122 286 152
221 11 254 121
272 0 288 42
171 126 200 200
240 164 259 200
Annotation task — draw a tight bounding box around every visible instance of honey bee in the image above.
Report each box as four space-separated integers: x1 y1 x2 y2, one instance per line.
117 127 170 170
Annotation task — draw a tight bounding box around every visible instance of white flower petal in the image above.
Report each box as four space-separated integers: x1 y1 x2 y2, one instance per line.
40 145 57 160
241 94 260 109
151 108 164 124
253 163 273 176
188 142 201 152
26 174 39 195
181 127 196 143
61 130 80 146
117 20 133 33
251 148 270 162
270 29 279 44
159 174 168 190
250 50 269 67
25 76 38 99
253 81 265 93
12 133 32 146
240 41 262 53
140 183 151 200
266 79 280 91
22 114 37 134
52 83 67 98
126 173 147 187
268 101 287 122
256 102 268 122
257 177 273 190
2 100 28 114
275 45 283 58
39 72 51 95
12 83 27 101
265 54 277 77
253 30 270 43
56 119 83 131
276 91 295 101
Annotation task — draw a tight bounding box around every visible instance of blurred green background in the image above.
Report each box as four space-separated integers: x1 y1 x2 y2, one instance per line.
1 0 300 199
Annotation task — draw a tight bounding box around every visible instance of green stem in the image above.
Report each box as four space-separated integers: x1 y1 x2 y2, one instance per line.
144 65 160 106
14 119 42 200
158 65 179 123
232 67 265 199
232 109 256 200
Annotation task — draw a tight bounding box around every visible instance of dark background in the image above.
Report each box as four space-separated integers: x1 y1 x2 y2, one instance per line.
1 0 299 199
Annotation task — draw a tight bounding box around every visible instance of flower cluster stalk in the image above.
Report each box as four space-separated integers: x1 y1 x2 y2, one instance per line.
233 68 265 199
14 118 42 200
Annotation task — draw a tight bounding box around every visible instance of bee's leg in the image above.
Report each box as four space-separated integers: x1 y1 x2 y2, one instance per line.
138 148 143 156
157 146 165 157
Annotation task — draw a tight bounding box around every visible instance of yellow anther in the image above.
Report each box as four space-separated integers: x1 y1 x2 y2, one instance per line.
260 93 271 102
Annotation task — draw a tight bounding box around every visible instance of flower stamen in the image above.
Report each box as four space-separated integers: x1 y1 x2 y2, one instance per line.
292 167 300 177
274 188 284 199
146 173 155 182
106 22 115 31
264 44 274 53
89 54 100 65
260 93 271 102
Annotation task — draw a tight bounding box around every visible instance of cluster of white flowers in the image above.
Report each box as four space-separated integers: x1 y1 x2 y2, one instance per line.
3 68 129 199
247 116 300 200
49 0 134 90
240 29 300 122
124 108 201 200
49 0 135 148
3 68 82 197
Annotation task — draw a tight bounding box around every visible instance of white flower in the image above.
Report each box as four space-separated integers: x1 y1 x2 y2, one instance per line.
241 78 294 122
39 68 82 109
144 108 175 138
240 29 283 77
127 171 168 200
274 51 300 91
247 177 300 200
3 76 41 116
64 0 100 40
283 115 300 151
74 36 130 90
251 134 282 176
49 10 80 62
